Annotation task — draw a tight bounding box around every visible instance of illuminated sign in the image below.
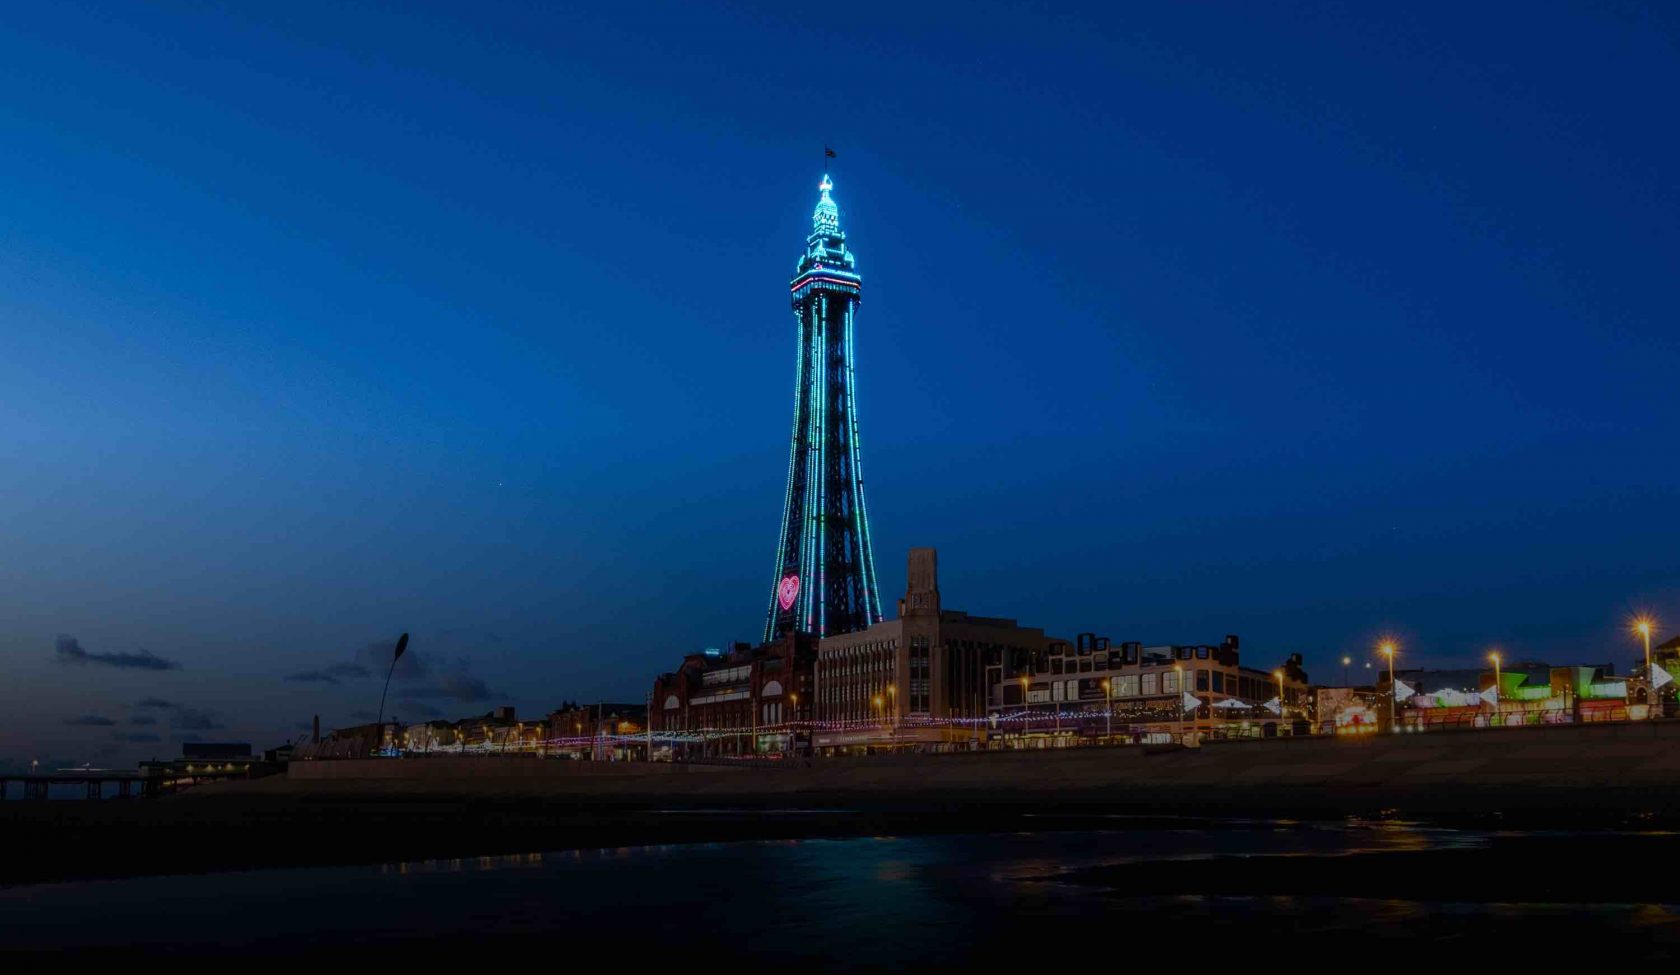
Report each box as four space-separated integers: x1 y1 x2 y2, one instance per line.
777 573 801 612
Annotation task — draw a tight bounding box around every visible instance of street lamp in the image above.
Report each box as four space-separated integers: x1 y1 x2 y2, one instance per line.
1018 674 1032 747
1102 678 1113 741
1380 641 1398 734
1488 651 1502 726
887 683 897 729
1341 656 1352 686
1273 670 1286 724
1174 664 1185 741
1635 617 1657 720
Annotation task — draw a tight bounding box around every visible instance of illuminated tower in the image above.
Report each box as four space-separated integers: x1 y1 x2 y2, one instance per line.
763 174 883 642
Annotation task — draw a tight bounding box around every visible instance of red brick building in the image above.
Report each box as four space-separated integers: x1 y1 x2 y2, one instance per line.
649 631 816 758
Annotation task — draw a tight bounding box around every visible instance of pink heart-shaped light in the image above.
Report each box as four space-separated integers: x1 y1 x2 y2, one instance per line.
777 574 800 611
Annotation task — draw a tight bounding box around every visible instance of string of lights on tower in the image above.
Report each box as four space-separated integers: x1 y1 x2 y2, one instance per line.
763 172 883 641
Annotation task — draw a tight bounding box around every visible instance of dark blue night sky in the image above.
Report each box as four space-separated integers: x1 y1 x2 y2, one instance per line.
3 2 1676 764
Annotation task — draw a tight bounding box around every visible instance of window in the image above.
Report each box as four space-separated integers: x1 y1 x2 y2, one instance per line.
1163 671 1178 694
1196 670 1209 692
1142 673 1159 696
1212 672 1225 693
1196 646 1209 659
1118 675 1139 697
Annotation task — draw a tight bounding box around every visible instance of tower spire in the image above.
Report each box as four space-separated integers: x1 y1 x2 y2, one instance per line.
812 173 839 236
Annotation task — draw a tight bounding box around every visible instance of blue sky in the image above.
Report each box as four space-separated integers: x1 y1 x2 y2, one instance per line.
2 1 1676 765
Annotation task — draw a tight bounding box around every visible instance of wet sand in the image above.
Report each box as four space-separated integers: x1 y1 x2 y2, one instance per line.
12 722 1680 887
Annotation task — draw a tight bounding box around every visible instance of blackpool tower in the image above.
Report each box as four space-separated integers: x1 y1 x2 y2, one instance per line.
763 174 883 642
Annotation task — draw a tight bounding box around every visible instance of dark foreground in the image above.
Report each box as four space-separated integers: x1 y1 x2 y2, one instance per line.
5 822 1680 963
6 782 1680 889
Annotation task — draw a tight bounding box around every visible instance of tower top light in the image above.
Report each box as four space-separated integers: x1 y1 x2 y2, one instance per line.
812 174 840 236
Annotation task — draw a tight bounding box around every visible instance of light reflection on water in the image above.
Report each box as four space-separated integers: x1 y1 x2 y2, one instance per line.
3 821 1679 960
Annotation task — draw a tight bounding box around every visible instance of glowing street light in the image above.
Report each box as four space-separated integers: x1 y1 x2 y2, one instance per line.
1380 641 1398 734
1488 651 1502 726
1635 616 1658 720
1174 664 1186 741
1273 670 1286 721
1102 678 1113 741
1341 655 1352 685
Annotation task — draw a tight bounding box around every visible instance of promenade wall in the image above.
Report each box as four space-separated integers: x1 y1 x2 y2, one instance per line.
270 720 1680 814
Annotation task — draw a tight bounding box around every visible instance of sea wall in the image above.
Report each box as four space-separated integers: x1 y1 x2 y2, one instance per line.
267 720 1680 815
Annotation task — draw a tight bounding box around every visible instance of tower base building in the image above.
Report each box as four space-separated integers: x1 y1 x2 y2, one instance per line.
812 548 1061 751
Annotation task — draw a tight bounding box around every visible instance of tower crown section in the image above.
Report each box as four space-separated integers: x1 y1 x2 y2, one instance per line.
792 174 859 304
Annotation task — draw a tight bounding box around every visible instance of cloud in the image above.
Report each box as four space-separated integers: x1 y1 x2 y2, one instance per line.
112 731 161 743
402 671 495 703
64 715 116 727
395 698 444 719
168 707 224 732
285 670 341 684
55 635 181 671
127 698 225 731
356 638 426 680
286 661 373 685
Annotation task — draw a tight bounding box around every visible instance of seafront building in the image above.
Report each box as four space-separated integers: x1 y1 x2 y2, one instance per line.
649 632 817 758
812 547 1058 752
642 545 1317 756
986 636 1311 742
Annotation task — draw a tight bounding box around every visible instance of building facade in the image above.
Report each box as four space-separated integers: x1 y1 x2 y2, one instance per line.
763 173 883 642
985 634 1312 740
650 632 816 757
1365 663 1631 732
813 548 1058 751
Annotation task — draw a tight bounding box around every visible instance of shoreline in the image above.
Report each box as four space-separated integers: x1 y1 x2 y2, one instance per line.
5 784 1679 889
13 722 1680 888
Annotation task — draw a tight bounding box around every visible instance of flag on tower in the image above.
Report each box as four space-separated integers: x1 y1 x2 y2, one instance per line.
825 146 837 158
